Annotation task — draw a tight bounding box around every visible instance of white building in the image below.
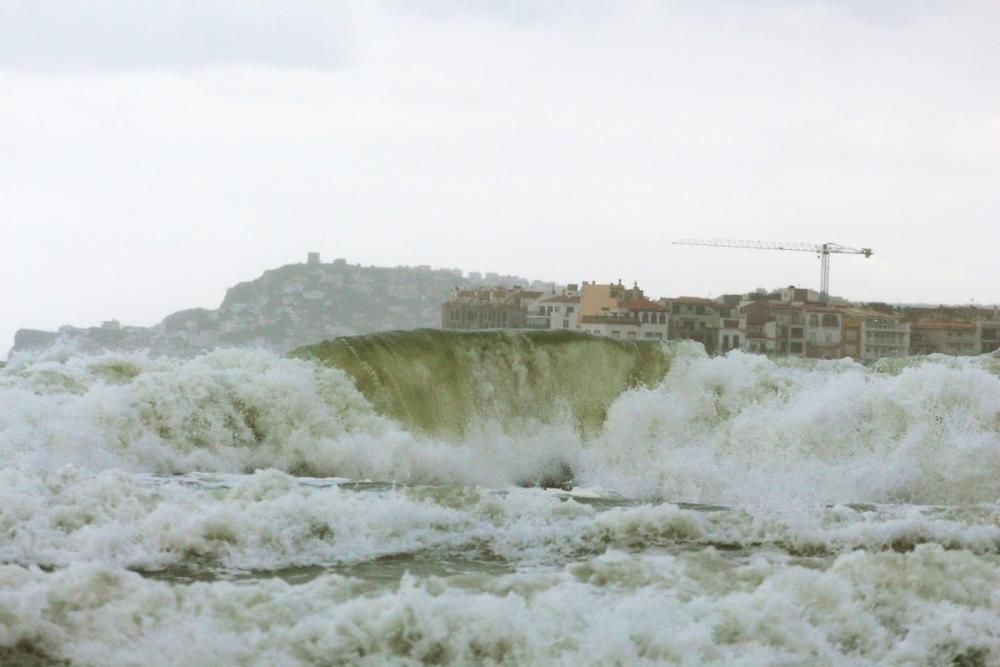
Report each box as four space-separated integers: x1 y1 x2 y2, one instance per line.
861 314 910 360
579 299 669 340
804 306 843 358
527 294 581 330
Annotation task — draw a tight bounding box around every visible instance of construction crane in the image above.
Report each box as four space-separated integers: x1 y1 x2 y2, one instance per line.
672 238 873 302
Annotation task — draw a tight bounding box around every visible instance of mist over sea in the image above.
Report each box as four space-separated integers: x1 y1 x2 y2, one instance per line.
1 332 998 665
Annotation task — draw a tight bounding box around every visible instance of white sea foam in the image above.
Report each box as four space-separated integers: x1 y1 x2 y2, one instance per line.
2 348 998 505
2 348 999 664
586 350 1000 505
1 545 996 666
1 467 996 575
0 349 580 486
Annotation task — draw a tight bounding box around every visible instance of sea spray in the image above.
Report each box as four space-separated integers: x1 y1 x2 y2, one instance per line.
585 350 1000 505
1 339 999 502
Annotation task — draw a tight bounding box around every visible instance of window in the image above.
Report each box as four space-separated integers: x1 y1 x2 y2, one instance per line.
790 342 803 353
642 312 649 323
563 319 569 328
809 314 819 327
627 331 637 339
566 307 574 314
659 314 666 324
733 335 740 347
791 327 804 338
822 314 839 328
695 306 705 315
611 331 621 338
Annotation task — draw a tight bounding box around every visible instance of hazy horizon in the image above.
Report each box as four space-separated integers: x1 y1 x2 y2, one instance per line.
4 1 999 354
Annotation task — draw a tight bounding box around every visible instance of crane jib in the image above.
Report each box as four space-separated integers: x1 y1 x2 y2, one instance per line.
672 238 873 302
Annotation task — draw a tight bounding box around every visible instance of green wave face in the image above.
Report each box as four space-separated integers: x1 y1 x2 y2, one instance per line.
292 329 675 437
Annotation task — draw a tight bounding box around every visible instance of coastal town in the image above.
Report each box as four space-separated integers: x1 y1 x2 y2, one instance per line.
442 281 1000 360
9 254 999 362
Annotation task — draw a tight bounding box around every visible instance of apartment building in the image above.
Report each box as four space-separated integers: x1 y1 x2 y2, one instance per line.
666 297 720 354
861 313 911 360
737 301 806 355
979 322 1000 354
740 300 773 354
527 292 581 330
579 281 645 317
909 321 979 356
579 301 669 340
438 279 997 360
578 281 668 340
904 305 1000 326
804 306 842 359
839 308 911 360
441 286 543 330
767 304 808 356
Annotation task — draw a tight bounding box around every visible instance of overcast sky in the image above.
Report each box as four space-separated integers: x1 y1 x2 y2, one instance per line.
2 1 998 354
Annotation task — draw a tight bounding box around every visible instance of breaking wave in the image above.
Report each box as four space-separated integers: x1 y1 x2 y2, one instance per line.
292 329 672 435
1 333 999 505
3 333 1000 665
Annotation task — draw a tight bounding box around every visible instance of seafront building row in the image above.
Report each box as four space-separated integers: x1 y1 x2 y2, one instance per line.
441 282 1000 359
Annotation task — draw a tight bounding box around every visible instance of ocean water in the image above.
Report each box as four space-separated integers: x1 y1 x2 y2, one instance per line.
0 335 997 665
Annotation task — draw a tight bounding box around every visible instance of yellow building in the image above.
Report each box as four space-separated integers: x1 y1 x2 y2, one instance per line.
579 281 643 318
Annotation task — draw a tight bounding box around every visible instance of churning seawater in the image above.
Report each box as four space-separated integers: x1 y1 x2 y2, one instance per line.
1 333 998 665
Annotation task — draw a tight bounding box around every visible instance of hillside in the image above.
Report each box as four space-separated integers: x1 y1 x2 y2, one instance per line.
10 258 555 358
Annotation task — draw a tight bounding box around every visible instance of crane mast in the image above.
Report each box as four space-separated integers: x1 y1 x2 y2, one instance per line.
672 238 873 302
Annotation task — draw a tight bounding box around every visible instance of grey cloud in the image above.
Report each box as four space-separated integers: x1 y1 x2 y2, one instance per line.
0 0 354 71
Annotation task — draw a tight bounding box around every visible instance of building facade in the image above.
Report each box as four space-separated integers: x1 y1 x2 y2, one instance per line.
438 278 999 360
441 286 543 330
804 306 843 358
909 321 979 356
667 297 720 354
528 292 581 330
